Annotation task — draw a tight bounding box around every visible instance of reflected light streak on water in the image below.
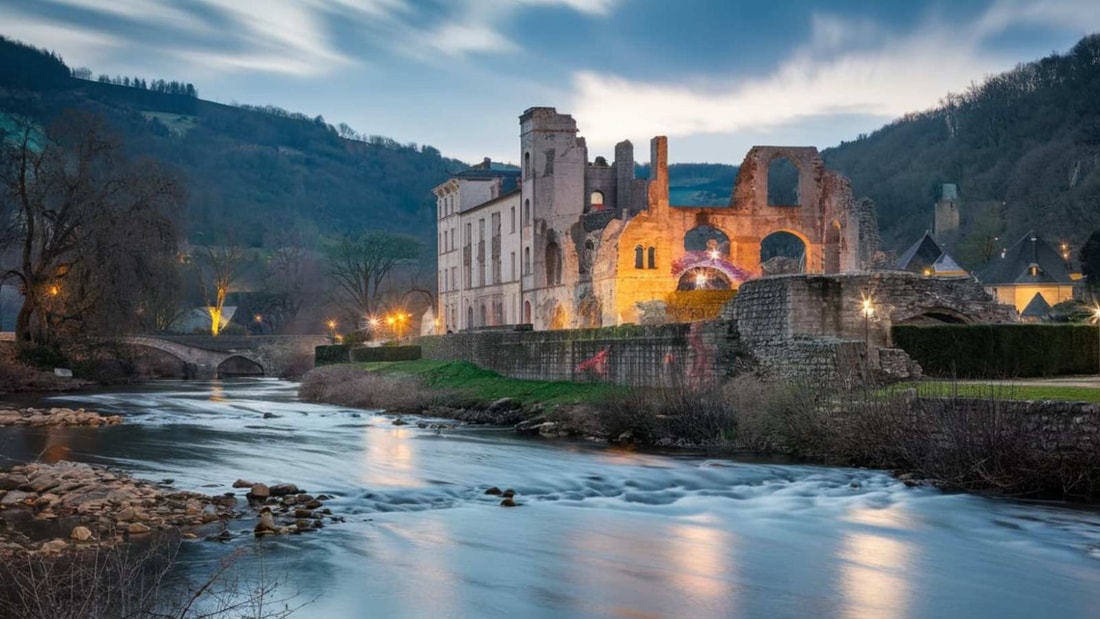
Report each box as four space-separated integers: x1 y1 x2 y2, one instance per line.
3 379 1099 619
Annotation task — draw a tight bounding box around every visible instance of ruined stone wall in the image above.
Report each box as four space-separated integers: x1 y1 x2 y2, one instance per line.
420 322 734 388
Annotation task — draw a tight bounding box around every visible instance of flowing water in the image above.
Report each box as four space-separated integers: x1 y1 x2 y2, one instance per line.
2 379 1100 618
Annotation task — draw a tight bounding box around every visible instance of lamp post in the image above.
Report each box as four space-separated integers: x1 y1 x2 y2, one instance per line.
861 297 875 353
326 319 337 344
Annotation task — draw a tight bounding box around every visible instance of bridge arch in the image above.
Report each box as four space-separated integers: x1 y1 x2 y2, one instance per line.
218 355 264 377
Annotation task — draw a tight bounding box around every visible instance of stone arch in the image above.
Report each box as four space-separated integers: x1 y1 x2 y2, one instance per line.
684 225 730 256
677 267 732 291
217 355 264 378
767 156 800 206
824 219 842 273
760 230 809 275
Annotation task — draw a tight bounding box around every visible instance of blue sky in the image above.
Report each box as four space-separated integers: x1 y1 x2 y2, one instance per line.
2 0 1099 165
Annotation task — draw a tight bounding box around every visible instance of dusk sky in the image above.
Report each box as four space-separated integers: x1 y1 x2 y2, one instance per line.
2 0 1099 166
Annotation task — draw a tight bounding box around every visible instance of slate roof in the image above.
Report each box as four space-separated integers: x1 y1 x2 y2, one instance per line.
1020 292 1052 319
452 158 520 192
976 230 1074 285
895 231 966 274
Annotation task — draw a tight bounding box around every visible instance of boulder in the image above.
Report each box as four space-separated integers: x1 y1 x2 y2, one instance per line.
232 479 254 488
127 523 152 535
268 483 300 497
249 483 270 499
40 539 68 553
70 526 94 542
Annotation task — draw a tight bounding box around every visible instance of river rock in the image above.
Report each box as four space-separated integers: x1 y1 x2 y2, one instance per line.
248 483 270 499
128 522 152 535
232 479 254 488
40 539 68 553
500 498 518 507
269 483 300 496
1 490 30 506
70 526 94 541
254 510 279 536
0 406 122 428
484 486 502 496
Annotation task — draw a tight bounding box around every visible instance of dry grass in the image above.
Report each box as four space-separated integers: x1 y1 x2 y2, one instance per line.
298 364 434 413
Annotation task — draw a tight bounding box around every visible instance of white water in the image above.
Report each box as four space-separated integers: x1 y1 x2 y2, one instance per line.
4 379 1100 618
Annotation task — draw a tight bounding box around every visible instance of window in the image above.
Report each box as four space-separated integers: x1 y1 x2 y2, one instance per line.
590 190 604 211
634 245 644 269
510 206 516 233
647 246 656 269
524 152 531 178
510 251 516 280
524 247 531 275
442 231 447 252
479 218 485 242
465 223 471 246
524 199 531 225
546 242 562 286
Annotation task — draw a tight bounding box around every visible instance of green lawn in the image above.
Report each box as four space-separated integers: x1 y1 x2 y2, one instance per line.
898 381 1100 403
356 360 628 407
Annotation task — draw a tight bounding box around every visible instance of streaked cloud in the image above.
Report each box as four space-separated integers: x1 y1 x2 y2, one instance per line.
570 0 1100 152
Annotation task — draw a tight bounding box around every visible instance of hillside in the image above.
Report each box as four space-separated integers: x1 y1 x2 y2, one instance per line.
0 35 463 249
823 34 1100 267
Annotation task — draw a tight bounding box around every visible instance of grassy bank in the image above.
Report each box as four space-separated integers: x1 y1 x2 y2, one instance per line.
897 380 1100 403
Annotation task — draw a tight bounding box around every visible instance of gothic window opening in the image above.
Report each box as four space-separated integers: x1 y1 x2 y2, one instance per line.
647 246 656 269
634 245 644 269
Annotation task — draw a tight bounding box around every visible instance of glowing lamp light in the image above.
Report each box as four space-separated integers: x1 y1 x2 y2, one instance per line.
707 249 720 260
694 273 709 289
48 285 60 297
326 319 336 330
861 297 875 318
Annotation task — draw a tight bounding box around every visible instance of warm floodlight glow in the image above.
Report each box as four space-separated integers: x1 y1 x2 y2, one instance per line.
861 297 875 318
707 249 720 260
694 273 708 289
48 285 60 297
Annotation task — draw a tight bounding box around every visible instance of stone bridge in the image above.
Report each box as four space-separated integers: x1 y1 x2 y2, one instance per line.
121 335 328 379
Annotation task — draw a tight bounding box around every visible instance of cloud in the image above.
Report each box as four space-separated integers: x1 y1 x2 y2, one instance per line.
568 0 1100 150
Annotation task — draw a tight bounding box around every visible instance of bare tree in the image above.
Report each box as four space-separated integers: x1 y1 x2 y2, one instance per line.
0 112 184 345
198 244 243 336
326 232 420 322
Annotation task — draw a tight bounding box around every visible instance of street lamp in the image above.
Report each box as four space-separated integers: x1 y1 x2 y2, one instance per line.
861 296 875 352
326 319 337 343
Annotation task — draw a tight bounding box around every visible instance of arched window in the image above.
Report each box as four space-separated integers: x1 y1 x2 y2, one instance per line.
590 190 605 211
466 305 474 329
524 247 531 274
634 245 644 269
524 301 532 324
647 246 656 269
524 199 531 225
480 303 487 327
546 242 562 285
524 152 531 178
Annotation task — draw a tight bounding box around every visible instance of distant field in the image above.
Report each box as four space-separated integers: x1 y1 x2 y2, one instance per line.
141 111 198 135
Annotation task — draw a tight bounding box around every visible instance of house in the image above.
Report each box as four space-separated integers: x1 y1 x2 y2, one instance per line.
976 230 1078 315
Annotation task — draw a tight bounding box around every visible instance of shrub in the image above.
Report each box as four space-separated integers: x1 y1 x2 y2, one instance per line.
314 345 350 366
349 346 421 363
298 365 433 413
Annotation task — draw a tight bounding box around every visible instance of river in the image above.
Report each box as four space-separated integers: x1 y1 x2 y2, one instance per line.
2 379 1099 618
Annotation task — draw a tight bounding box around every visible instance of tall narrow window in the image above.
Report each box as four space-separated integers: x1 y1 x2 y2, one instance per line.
510 251 516 280
524 152 531 178
647 246 656 269
634 245 644 269
510 206 516 233
524 247 531 274
524 199 531 225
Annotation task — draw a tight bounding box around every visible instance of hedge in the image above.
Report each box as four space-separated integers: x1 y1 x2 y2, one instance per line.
314 345 351 366
892 324 1100 378
349 346 422 363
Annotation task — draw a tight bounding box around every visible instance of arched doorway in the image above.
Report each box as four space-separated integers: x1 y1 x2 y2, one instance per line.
760 231 807 275
523 301 532 324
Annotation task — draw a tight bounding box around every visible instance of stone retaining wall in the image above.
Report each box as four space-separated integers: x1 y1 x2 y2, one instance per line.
421 322 736 388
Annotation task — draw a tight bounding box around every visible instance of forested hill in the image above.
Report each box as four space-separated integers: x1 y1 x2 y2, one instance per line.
822 34 1100 267
0 35 464 248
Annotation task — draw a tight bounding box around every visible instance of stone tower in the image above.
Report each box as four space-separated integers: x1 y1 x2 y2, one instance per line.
934 183 960 241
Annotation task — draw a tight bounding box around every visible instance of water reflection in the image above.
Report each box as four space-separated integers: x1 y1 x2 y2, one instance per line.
838 505 914 619
360 425 421 488
667 516 734 614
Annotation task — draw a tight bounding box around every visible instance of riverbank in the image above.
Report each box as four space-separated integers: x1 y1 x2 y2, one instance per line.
300 362 1100 500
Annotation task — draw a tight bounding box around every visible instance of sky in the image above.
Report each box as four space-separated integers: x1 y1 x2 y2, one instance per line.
2 0 1100 166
